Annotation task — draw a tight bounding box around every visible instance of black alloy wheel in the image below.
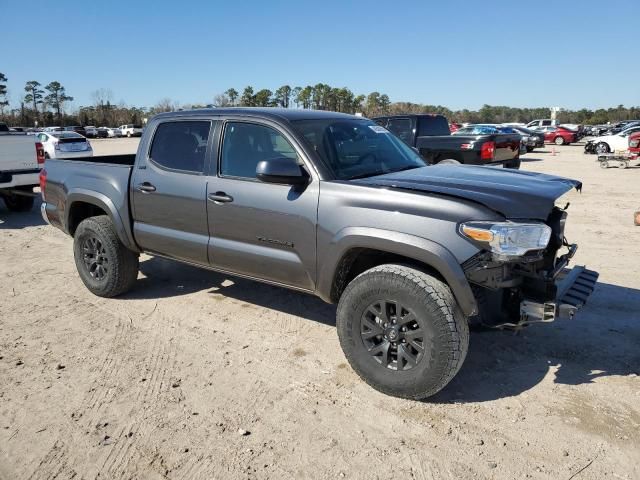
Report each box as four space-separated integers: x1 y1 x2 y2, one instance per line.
360 300 425 371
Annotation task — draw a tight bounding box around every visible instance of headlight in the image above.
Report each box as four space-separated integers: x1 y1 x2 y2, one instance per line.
460 221 551 261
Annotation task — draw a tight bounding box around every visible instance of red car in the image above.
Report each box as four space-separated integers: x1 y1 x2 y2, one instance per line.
449 122 461 133
629 131 640 158
536 126 578 145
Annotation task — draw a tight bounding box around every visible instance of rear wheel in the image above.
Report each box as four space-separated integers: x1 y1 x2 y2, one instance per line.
526 146 534 153
73 215 139 297
554 136 565 146
2 189 35 212
505 157 521 169
336 264 469 400
599 160 609 169
127 132 131 138
596 142 610 154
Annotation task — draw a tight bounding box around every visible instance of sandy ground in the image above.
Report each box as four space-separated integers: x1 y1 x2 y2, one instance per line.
0 138 638 480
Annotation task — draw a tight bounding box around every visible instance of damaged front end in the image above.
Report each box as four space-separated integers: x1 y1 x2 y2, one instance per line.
461 206 598 329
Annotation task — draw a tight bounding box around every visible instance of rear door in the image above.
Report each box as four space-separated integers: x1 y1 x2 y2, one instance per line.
206 119 319 290
130 119 214 265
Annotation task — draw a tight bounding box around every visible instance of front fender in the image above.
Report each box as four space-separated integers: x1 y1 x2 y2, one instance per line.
66 189 139 252
316 227 478 317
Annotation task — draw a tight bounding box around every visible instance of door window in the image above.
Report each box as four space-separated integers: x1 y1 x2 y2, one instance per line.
220 122 298 179
386 117 413 143
149 121 210 173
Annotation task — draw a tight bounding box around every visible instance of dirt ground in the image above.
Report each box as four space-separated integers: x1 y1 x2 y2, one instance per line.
1 138 638 480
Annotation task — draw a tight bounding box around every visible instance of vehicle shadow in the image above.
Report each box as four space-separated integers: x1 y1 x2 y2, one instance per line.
520 157 544 163
0 197 45 229
128 256 336 326
429 281 640 404
130 257 639 401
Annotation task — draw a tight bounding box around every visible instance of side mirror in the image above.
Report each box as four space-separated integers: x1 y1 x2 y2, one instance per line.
256 157 308 186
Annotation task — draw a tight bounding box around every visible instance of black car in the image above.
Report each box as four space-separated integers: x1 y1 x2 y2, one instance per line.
96 127 110 138
64 125 87 137
510 126 545 152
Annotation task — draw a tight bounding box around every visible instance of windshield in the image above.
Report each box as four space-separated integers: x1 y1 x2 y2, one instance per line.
292 118 426 180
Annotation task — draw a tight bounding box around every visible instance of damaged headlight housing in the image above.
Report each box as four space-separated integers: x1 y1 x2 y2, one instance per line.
460 221 552 261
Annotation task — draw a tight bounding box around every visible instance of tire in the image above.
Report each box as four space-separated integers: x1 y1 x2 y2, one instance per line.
73 215 139 297
554 136 565 146
438 159 461 165
505 157 521 169
599 161 608 169
336 264 469 400
596 142 610 154
526 146 534 153
127 132 131 138
3 193 34 212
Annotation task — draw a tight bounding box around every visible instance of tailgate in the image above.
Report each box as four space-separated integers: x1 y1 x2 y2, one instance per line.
493 134 521 162
0 134 38 171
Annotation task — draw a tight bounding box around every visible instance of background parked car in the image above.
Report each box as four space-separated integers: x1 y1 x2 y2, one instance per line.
532 126 577 145
628 132 640 157
84 126 98 138
526 119 558 129
64 125 87 137
584 125 640 154
96 127 110 138
509 126 545 152
36 131 93 159
118 124 143 137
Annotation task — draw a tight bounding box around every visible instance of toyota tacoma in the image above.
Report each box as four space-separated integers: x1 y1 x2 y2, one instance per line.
40 108 598 399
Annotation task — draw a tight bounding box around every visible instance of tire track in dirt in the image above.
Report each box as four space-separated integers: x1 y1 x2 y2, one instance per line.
26 441 77 480
93 308 180 479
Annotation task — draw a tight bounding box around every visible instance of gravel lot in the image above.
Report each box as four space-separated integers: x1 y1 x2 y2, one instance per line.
1 138 638 480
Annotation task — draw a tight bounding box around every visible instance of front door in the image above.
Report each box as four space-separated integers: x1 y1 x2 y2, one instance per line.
131 119 213 265
207 120 319 291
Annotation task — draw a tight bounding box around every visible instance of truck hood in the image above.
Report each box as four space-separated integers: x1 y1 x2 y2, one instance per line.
352 165 582 219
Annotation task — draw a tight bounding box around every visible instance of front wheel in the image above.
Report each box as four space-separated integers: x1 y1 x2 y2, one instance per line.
554 136 565 146
526 146 534 153
596 142 610 154
73 215 139 297
127 132 131 138
336 264 469 400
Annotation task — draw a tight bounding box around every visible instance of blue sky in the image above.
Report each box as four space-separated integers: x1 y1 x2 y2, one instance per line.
1 0 639 110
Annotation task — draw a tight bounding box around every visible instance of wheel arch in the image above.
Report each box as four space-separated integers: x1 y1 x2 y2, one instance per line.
317 227 478 317
66 190 139 252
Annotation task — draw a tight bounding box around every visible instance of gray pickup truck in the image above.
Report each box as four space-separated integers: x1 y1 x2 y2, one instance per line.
41 108 598 399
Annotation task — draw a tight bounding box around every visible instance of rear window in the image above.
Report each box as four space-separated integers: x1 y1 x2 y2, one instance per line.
52 132 83 139
416 116 451 136
386 117 413 144
149 121 211 173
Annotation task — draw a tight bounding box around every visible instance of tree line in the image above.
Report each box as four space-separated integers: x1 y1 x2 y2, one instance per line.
0 73 638 128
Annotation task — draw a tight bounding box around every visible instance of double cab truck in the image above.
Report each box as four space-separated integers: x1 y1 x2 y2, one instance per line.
0 122 45 211
40 108 597 399
373 114 522 168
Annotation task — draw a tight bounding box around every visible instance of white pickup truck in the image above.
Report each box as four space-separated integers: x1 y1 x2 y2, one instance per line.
0 123 44 211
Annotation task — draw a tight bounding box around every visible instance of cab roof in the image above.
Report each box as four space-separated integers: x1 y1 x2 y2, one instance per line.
152 107 361 122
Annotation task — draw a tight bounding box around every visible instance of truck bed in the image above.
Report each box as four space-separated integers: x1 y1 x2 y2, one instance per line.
62 154 136 166
416 133 521 165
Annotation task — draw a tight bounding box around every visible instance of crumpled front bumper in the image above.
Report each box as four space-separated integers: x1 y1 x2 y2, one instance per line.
520 266 599 325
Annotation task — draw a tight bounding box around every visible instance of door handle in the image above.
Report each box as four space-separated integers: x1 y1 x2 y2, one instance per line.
136 182 156 193
208 192 234 203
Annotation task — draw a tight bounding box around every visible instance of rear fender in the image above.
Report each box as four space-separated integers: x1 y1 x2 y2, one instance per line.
66 189 139 252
